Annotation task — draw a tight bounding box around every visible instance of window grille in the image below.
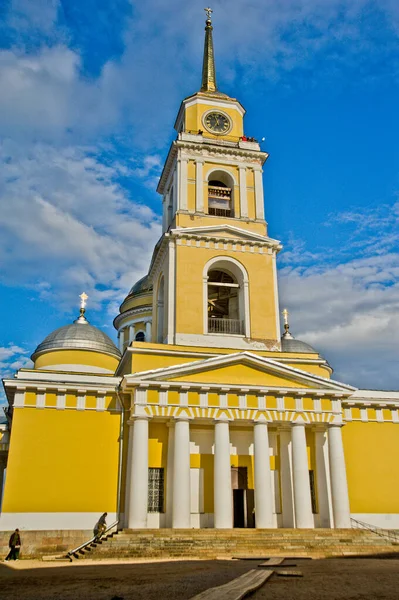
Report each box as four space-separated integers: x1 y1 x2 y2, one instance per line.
135 331 145 342
148 467 164 513
309 470 318 514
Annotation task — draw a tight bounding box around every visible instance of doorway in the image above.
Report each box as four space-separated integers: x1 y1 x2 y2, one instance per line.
231 466 255 528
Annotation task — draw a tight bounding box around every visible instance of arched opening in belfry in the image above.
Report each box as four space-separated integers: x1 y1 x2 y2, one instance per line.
135 331 145 342
156 275 165 343
207 170 234 217
207 268 242 334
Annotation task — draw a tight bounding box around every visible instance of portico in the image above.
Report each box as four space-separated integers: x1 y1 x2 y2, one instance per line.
123 350 354 530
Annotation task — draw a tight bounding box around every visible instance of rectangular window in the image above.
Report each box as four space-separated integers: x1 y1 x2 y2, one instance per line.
309 470 318 514
148 467 164 513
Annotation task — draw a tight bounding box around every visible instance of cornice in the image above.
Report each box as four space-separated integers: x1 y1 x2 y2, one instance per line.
157 138 268 195
113 304 153 329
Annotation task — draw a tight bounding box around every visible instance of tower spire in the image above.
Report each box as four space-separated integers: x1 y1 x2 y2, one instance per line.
200 8 217 93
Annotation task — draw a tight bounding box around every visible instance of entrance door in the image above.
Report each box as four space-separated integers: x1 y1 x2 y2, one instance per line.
231 466 248 528
233 489 245 527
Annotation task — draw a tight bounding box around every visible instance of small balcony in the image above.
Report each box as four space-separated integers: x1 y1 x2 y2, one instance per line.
208 317 243 335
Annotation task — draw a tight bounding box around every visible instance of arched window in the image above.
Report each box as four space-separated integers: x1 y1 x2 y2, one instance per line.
135 331 145 342
207 170 234 218
207 270 242 334
204 257 250 337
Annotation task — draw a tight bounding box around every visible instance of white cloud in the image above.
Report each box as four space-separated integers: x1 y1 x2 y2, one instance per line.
0 140 161 310
279 202 399 389
0 344 32 405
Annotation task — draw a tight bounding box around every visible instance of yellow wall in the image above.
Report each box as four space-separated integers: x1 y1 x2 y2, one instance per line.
184 100 244 139
117 344 327 382
120 293 152 314
343 421 399 514
35 350 119 372
3 407 121 513
170 364 308 388
176 213 267 235
175 245 278 341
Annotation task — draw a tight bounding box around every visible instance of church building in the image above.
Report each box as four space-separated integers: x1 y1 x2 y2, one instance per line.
1 11 399 533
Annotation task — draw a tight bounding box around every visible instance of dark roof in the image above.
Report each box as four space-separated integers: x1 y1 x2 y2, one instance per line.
128 275 153 296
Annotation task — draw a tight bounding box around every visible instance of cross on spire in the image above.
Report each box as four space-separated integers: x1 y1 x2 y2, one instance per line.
201 7 217 93
204 7 213 20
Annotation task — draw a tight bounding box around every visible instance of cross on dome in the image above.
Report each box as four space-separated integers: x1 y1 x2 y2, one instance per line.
80 292 88 310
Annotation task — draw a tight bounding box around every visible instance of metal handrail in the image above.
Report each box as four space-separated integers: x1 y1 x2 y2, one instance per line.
67 520 119 557
351 517 399 543
208 317 243 335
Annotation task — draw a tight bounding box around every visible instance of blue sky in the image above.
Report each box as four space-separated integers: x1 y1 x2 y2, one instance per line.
0 0 398 393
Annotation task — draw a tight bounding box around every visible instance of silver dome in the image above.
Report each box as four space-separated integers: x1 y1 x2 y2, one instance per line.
32 320 121 361
281 335 317 354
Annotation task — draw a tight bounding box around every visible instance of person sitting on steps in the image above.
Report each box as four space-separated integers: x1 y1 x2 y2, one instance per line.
93 512 107 541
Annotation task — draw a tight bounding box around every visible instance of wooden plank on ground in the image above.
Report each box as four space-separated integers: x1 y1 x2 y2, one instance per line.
232 556 271 560
276 570 303 577
259 557 285 566
189 569 274 600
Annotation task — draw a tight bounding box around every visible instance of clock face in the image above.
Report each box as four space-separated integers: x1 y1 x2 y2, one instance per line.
204 112 230 134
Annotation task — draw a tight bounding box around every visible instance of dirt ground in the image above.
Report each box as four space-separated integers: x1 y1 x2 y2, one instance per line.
1 555 399 600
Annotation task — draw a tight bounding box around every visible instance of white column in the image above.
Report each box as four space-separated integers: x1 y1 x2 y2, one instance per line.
328 422 351 528
178 158 188 210
254 167 265 220
165 422 175 527
118 330 124 352
162 193 168 232
167 238 175 344
291 420 314 528
128 325 135 343
145 320 152 342
239 166 248 218
126 416 149 529
196 160 204 213
253 421 274 528
214 419 233 528
314 427 332 528
172 169 178 215
172 417 191 528
280 427 295 527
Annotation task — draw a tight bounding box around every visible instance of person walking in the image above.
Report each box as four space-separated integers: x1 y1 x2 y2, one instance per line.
93 513 107 541
5 529 21 561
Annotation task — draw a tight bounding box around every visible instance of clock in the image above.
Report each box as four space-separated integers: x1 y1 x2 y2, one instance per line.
204 112 231 134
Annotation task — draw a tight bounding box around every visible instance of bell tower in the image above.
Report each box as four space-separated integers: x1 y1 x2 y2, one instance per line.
150 9 282 350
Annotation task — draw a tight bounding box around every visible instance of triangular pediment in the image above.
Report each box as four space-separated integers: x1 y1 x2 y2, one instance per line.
124 351 356 394
172 225 281 248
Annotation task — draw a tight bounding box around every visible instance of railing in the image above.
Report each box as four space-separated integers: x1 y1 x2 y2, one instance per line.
208 185 232 200
66 519 119 559
183 130 259 145
351 517 399 543
208 207 232 217
208 318 243 335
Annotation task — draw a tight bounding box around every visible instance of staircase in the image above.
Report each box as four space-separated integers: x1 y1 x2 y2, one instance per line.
61 528 399 560
45 521 120 561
